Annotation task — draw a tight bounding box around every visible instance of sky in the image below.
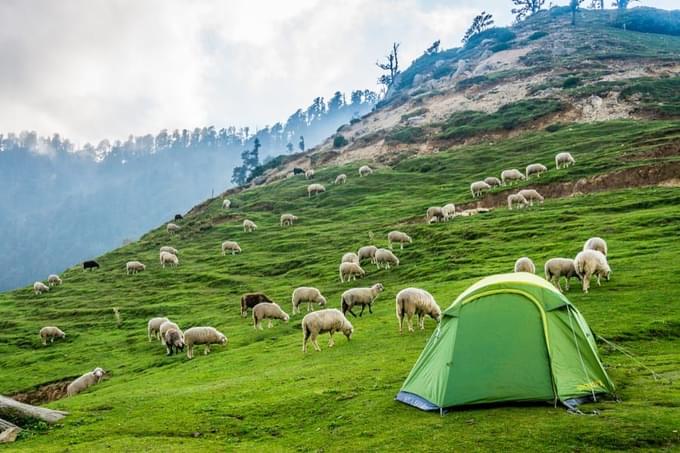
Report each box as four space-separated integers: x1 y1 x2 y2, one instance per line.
0 0 676 145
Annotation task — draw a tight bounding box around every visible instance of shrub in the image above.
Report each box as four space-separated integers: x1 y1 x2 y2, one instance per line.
528 31 548 41
432 64 455 79
386 127 426 144
349 118 361 125
545 123 564 133
562 77 581 89
333 135 349 148
464 27 516 49
620 77 680 117
490 42 511 53
612 7 680 36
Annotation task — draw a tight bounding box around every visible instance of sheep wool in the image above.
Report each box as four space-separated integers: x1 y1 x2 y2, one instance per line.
39 326 66 345
335 174 347 184
395 288 442 334
166 223 181 234
222 241 242 255
183 327 227 359
341 283 384 317
291 287 327 314
544 258 580 292
507 193 528 210
357 245 378 264
159 251 179 268
148 317 169 341
341 252 360 265
518 189 544 207
583 237 608 256
470 181 491 198
375 248 399 270
126 261 146 274
484 176 502 187
387 231 412 250
302 309 353 353
252 303 290 330
160 246 179 256
222 199 231 209
574 250 611 293
526 163 548 178
33 281 50 295
307 183 326 197
47 274 62 286
280 214 298 227
501 169 525 185
66 367 105 397
358 165 373 177
514 257 536 274
339 262 365 283
426 206 445 223
555 152 575 169
243 219 257 233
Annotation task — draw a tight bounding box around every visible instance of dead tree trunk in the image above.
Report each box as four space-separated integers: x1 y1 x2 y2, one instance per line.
0 418 21 443
0 395 67 424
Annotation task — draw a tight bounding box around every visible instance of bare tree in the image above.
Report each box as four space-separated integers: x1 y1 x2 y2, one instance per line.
376 42 400 91
570 0 584 25
462 11 495 44
511 0 545 22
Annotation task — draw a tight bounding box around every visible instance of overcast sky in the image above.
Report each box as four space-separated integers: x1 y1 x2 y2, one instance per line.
0 0 676 145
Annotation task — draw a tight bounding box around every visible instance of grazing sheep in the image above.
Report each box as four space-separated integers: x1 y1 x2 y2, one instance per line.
126 261 146 274
395 288 442 334
222 199 231 209
302 309 353 352
39 326 65 345
280 213 298 227
183 327 227 359
243 219 257 232
159 252 179 268
574 250 611 293
166 223 181 234
33 281 49 295
46 274 62 287
291 287 327 314
387 231 412 250
518 189 545 207
174 214 183 221
66 367 105 397
484 176 502 187
341 252 360 264
307 183 326 197
160 246 178 255
148 317 169 341
544 258 580 292
163 328 185 356
460 208 492 217
426 206 446 223
357 245 378 264
375 248 400 269
555 152 575 169
241 293 275 317
442 203 457 220
339 262 365 282
305 169 315 179
470 181 491 198
584 237 608 256
507 193 529 210
341 283 384 317
335 174 347 184
252 303 290 329
83 260 100 270
359 165 373 177
159 321 182 344
501 169 525 185
526 163 548 178
514 257 536 273
221 241 242 255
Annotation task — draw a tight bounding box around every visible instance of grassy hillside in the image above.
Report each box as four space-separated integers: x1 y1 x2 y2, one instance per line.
1 120 679 451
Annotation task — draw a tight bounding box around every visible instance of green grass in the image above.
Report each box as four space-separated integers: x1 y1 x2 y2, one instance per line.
1 120 680 451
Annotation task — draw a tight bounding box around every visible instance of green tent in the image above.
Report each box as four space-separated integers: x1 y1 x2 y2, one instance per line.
396 273 615 411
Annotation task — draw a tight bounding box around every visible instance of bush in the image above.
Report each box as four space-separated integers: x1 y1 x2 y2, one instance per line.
562 77 581 89
545 123 564 133
333 135 349 148
401 108 429 122
465 27 516 49
490 42 511 53
432 64 455 79
620 77 680 117
386 127 426 144
612 7 680 36
528 31 549 41
349 118 361 125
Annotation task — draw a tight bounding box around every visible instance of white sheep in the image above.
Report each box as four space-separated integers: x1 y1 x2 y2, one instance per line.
47 274 62 287
341 252 360 265
484 176 502 187
526 163 548 178
507 193 529 210
33 281 50 295
555 152 575 169
359 165 373 177
159 251 179 268
291 287 327 314
501 169 526 185
307 183 326 197
166 223 181 234
159 320 182 344
126 261 146 274
183 326 227 359
243 219 257 232
442 203 457 220
222 199 231 209
375 248 399 269
340 283 384 317
335 174 347 184
460 207 492 217
160 246 178 255
426 206 446 223
544 258 580 292
305 169 315 179
302 309 353 352
387 231 412 250
583 237 608 256
252 302 290 330
574 250 611 293
39 326 66 345
221 240 242 255
357 245 378 264
514 257 536 273
147 317 169 341
339 262 365 282
518 189 545 207
395 288 442 334
470 181 491 198
280 214 298 227
66 367 105 397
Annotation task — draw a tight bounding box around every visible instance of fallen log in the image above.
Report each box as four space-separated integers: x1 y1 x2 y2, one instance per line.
0 395 67 424
0 418 21 443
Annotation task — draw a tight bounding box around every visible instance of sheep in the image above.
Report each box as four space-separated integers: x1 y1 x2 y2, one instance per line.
291 287 327 314
574 250 611 293
183 327 227 359
33 281 49 295
47 274 62 286
584 237 608 256
166 223 181 234
339 262 365 282
252 303 290 330
341 252 360 264
163 328 185 356
507 193 529 210
341 283 384 317
544 258 580 292
335 174 347 184
518 189 545 207
484 176 502 187
387 231 412 250
359 165 373 177
66 367 105 397
555 152 575 169
514 257 536 273
160 246 178 255
83 260 100 270
305 169 315 179
501 169 525 185
243 219 257 232
307 183 326 197
470 181 491 198
280 213 298 227
159 251 179 268
426 206 446 223
375 248 399 270
302 309 353 352
148 317 169 341
39 326 66 345
174 214 183 221
126 261 146 274
460 208 492 216
222 199 231 209
526 163 548 179
113 307 122 327
357 245 378 264
241 293 275 317
442 203 457 220
395 288 442 334
293 167 305 176
159 321 182 344
221 240 242 255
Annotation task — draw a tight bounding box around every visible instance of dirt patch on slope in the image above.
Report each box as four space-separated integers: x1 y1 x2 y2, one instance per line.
10 380 72 405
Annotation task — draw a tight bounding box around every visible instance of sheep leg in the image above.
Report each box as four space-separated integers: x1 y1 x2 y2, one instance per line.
359 305 366 317
419 314 425 330
307 302 312 312
400 243 403 250
267 320 273 328
328 333 335 348
596 275 602 287
312 334 321 352
204 345 211 355
187 345 193 359
565 278 570 291
389 241 393 250
347 308 357 318
407 314 414 333
398 315 404 335
368 304 373 314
